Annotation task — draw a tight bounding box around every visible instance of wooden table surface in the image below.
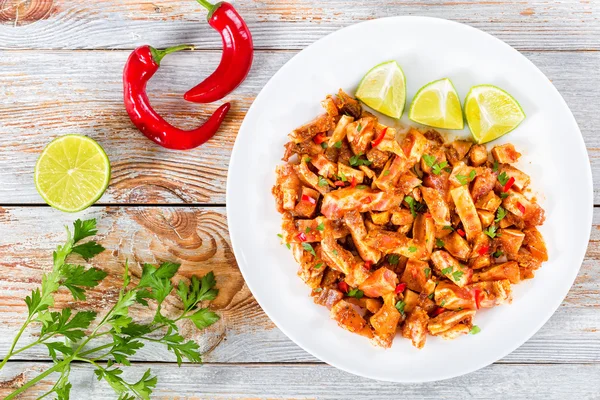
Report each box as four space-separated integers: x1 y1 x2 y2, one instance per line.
0 0 599 398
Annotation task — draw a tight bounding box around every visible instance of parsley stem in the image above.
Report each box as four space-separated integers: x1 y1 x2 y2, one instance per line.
3 359 70 400
78 342 114 358
0 315 32 370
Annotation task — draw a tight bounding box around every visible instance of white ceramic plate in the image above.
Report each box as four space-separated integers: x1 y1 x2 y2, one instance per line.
226 17 593 382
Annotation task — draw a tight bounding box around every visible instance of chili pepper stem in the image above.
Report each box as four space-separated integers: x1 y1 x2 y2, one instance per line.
150 44 195 66
196 0 217 13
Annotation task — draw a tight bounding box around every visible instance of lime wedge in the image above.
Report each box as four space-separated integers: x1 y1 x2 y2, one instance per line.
355 61 406 119
35 135 111 212
408 78 464 129
464 85 526 144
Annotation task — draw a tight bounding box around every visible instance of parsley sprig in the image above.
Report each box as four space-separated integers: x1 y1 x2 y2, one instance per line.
0 219 220 400
422 154 449 175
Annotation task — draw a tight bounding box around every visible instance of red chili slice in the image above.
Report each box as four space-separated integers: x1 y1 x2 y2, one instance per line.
503 177 515 192
457 228 466 237
364 261 373 270
473 288 481 310
478 245 490 256
313 133 327 144
371 127 387 147
334 180 345 187
432 307 446 316
394 283 407 294
350 176 357 188
338 281 349 293
517 202 526 214
362 196 373 204
297 232 307 242
301 194 316 205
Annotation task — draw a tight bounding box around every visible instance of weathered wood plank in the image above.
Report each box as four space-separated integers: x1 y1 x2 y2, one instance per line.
1 50 599 204
0 0 598 51
2 362 600 399
0 206 598 365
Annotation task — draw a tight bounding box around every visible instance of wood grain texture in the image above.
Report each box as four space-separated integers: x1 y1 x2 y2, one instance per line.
1 50 599 205
2 362 600 399
0 206 598 365
0 0 598 51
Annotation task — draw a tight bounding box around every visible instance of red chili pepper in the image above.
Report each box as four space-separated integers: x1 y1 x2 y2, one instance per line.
184 0 253 103
478 245 490 256
350 176 358 188
432 307 446 316
338 281 349 293
301 194 316 205
394 283 407 294
457 228 466 237
364 261 373 270
123 45 230 150
517 202 526 214
313 133 327 145
503 177 515 192
334 180 345 187
362 196 373 204
473 288 481 310
297 232 307 242
425 213 432 219
371 127 387 147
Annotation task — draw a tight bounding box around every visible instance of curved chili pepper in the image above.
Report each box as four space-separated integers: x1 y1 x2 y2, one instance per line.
123 44 230 150
183 0 253 103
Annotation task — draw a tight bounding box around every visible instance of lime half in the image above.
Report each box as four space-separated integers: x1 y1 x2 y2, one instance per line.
464 85 526 144
355 61 406 119
35 135 111 212
409 78 464 129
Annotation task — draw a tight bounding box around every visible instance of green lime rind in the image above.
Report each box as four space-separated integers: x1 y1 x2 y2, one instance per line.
464 84 526 144
355 60 406 119
34 134 111 213
408 77 464 130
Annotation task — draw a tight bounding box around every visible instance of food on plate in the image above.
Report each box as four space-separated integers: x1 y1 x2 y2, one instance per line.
184 0 254 103
34 135 111 212
409 78 464 130
464 84 526 144
272 90 547 349
123 44 231 150
355 61 406 119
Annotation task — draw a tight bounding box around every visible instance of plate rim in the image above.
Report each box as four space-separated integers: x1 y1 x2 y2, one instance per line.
226 15 594 382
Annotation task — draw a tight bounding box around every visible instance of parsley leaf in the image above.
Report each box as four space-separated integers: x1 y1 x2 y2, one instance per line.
408 246 417 253
470 325 481 335
72 219 98 244
334 141 342 149
500 192 510 199
314 262 323 269
432 161 449 175
316 223 325 231
347 288 364 299
469 170 476 180
321 142 328 149
440 300 447 307
304 156 312 163
423 154 436 167
452 270 464 281
59 264 107 301
405 196 417 217
493 160 499 172
383 170 391 176
395 300 406 316
436 238 444 248
495 206 507 223
357 123 362 132
484 224 498 239
71 241 105 261
318 176 328 187
441 267 453 275
388 254 399 265
302 242 317 257
187 308 220 331
497 171 509 186
493 250 504 258
349 153 372 167
339 172 348 182
356 185 368 189
443 225 454 231
424 268 431 278
456 174 468 186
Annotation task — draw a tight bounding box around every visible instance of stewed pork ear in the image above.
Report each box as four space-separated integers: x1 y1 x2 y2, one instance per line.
273 91 547 349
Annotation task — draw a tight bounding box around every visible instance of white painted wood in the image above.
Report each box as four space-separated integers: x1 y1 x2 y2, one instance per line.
0 206 598 365
0 51 598 204
2 362 600 399
0 0 598 51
